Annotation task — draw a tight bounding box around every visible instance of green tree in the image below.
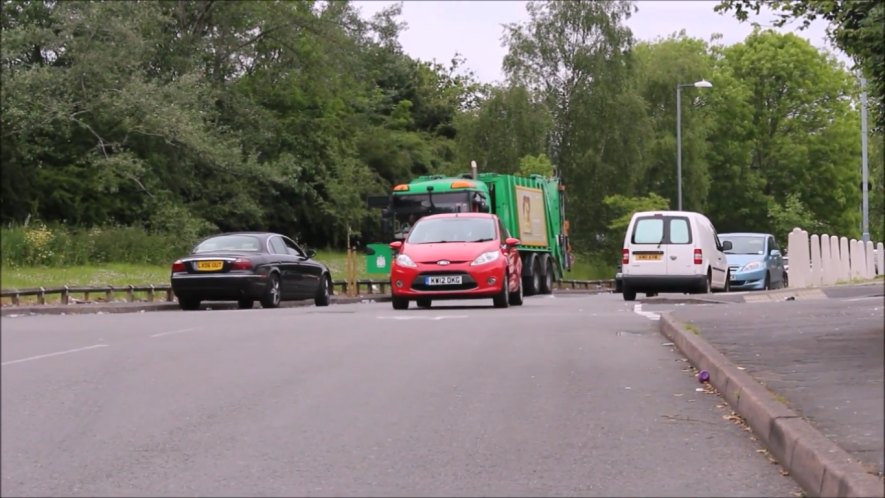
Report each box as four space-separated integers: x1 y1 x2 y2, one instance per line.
1 0 474 250
768 192 822 243
453 84 551 173
715 0 884 130
631 33 715 211
502 0 651 253
706 29 860 237
517 154 555 177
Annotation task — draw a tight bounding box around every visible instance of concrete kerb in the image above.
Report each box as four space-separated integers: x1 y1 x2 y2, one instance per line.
659 313 885 498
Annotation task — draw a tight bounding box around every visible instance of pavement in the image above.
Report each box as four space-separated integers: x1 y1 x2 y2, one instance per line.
656 282 885 498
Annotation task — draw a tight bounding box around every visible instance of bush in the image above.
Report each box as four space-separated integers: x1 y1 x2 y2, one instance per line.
1 222 203 267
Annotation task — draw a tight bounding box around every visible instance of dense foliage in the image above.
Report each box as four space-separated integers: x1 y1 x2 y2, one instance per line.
2 0 881 267
715 0 884 131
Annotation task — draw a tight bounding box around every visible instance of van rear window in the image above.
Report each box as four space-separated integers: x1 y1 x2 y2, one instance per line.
632 216 692 244
632 219 664 244
669 218 690 243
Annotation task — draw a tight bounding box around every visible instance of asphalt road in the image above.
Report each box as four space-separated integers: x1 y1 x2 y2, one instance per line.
1 294 800 497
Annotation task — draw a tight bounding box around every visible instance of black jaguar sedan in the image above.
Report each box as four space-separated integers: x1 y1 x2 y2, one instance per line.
170 232 333 310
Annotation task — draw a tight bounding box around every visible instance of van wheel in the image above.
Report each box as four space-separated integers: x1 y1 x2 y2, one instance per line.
623 286 636 301
695 273 712 294
539 255 554 294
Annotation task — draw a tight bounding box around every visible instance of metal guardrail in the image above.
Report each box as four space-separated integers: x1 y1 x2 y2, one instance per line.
0 279 615 306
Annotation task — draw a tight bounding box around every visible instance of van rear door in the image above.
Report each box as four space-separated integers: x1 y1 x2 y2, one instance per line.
628 215 668 275
665 216 694 275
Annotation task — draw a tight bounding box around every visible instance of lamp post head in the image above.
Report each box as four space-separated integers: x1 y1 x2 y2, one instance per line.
694 79 713 88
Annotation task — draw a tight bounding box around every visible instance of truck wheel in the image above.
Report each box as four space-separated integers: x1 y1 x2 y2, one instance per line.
539 255 554 294
522 254 540 296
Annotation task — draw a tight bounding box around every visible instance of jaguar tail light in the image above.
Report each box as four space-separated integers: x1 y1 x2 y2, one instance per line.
171 260 186 272
231 258 252 270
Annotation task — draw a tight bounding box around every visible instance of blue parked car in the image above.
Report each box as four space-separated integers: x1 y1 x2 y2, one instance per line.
719 232 788 290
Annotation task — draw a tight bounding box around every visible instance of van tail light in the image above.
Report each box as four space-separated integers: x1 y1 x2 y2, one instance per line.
231 258 252 270
172 260 186 273
622 248 630 264
693 248 703 265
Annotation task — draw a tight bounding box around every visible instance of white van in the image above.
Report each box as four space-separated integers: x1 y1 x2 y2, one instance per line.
620 210 731 301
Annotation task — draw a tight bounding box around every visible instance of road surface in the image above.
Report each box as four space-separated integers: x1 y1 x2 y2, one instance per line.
1 294 800 497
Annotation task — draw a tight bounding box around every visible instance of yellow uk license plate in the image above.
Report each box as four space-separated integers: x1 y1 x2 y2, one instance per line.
635 253 662 261
196 260 224 271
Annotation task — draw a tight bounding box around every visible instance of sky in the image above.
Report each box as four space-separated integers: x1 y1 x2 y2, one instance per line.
352 0 850 85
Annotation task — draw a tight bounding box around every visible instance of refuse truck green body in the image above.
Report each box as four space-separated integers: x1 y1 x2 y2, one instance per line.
370 169 572 295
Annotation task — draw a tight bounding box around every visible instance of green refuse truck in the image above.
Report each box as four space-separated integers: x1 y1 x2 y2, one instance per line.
366 162 572 295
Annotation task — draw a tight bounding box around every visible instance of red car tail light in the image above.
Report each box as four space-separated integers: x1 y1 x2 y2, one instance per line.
171 260 186 273
693 248 703 265
622 248 629 264
231 258 252 270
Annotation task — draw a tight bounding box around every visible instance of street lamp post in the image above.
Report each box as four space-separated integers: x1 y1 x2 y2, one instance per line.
676 79 713 211
860 77 870 243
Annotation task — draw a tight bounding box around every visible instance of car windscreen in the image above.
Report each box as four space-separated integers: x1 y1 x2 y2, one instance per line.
193 235 263 253
721 236 765 255
407 218 496 244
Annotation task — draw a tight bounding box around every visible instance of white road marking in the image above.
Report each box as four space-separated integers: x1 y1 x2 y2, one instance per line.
150 328 196 338
841 296 883 302
377 315 469 321
633 304 660 321
1 344 109 366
